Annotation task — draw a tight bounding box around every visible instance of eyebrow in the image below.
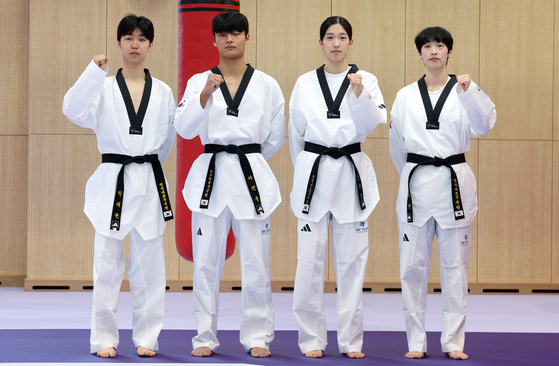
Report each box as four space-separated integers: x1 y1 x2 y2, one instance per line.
325 32 348 36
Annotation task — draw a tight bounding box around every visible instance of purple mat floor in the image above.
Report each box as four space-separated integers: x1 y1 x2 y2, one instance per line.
1 329 557 365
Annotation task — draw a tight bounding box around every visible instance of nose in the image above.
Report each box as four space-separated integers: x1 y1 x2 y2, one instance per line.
132 39 139 48
226 34 233 42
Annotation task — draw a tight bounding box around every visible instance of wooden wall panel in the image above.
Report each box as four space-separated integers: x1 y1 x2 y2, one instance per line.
555 0 559 141
333 0 405 139
480 0 553 141
29 0 106 135
27 135 97 279
405 0 480 87
0 0 28 135
268 144 297 280
0 137 28 276
10 0 559 290
553 143 559 282
478 140 552 282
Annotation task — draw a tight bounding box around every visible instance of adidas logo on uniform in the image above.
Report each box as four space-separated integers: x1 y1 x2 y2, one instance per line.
197 228 202 236
403 234 410 242
301 224 312 232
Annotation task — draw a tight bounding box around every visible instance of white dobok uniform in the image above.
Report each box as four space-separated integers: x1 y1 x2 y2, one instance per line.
389 77 496 353
289 68 386 354
62 60 176 353
174 67 284 352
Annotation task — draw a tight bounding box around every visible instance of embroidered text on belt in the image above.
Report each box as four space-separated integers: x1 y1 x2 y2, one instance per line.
405 153 466 223
102 153 174 231
200 144 264 215
302 141 365 214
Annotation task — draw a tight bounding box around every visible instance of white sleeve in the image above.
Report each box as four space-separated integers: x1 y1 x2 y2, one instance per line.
389 93 406 175
457 80 497 137
173 74 211 140
288 80 306 166
62 60 108 130
158 88 177 165
261 79 285 160
347 72 387 136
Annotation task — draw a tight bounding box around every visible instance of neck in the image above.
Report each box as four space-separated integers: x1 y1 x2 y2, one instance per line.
323 58 349 74
121 60 146 82
217 57 247 78
424 66 448 90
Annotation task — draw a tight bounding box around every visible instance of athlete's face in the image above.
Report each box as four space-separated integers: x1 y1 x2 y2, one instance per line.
214 30 250 59
319 24 353 63
419 41 451 70
118 27 152 64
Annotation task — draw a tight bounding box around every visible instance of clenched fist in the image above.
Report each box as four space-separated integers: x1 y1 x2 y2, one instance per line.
456 74 471 92
348 73 363 98
93 54 108 69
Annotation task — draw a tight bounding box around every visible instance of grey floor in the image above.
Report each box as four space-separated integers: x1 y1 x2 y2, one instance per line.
1 287 558 333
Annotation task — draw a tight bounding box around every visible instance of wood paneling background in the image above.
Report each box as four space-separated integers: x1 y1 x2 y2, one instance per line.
1 0 558 291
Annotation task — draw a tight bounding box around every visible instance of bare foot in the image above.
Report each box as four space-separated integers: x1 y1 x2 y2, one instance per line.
96 347 116 358
343 352 365 358
136 346 156 357
404 351 425 359
191 346 213 357
446 350 469 360
250 347 271 357
304 349 323 358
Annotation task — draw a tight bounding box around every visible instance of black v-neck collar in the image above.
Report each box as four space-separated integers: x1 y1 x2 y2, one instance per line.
316 64 358 119
417 74 457 125
116 68 152 134
211 64 255 117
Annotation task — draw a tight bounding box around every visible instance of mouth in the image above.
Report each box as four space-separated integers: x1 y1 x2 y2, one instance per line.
429 57 439 61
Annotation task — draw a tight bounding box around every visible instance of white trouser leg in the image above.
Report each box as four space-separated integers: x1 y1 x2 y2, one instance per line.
293 214 330 354
399 218 436 353
90 232 125 353
191 209 230 351
436 223 471 353
331 218 369 354
233 216 275 352
127 229 166 351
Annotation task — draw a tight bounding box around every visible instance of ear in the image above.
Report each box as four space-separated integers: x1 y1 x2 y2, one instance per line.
447 49 452 58
319 39 324 49
245 33 250 44
349 39 354 48
117 41 121 49
147 42 153 52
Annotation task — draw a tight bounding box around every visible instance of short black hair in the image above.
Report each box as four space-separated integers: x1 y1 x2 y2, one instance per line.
212 12 249 37
320 16 353 41
414 26 453 53
117 14 154 43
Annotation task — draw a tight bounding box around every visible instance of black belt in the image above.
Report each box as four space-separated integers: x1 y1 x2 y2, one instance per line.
102 153 173 231
200 143 264 215
301 141 365 214
406 153 466 223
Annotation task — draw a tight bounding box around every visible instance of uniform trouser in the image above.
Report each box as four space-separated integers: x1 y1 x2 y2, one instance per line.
293 213 369 354
191 208 274 352
90 229 166 353
398 218 471 353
